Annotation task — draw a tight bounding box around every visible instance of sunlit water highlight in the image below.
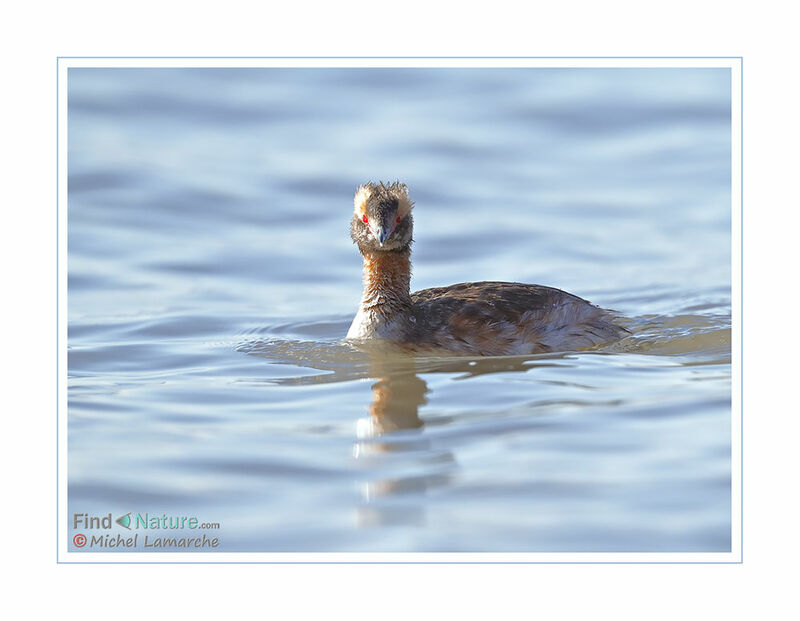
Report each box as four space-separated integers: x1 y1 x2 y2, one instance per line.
68 67 732 553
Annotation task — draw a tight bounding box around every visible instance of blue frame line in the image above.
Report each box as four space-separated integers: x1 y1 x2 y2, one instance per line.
56 56 743 564
56 56 60 563
740 57 744 562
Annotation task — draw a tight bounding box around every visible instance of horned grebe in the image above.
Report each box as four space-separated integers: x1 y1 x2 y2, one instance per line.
347 181 626 355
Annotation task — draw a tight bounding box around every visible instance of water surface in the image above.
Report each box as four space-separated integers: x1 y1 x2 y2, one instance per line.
68 67 732 553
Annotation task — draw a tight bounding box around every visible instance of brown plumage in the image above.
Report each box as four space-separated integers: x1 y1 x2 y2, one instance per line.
347 182 627 355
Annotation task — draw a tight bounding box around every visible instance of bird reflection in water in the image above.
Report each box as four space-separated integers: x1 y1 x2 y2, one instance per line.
359 370 427 435
351 358 456 527
239 337 570 527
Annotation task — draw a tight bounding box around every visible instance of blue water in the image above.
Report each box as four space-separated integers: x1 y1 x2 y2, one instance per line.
67 67 732 553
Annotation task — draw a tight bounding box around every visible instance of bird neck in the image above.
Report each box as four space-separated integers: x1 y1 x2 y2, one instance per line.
359 247 412 317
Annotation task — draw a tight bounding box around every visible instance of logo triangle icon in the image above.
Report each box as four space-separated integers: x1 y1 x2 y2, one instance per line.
116 513 131 529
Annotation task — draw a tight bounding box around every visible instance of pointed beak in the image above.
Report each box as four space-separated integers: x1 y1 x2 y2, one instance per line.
374 225 392 246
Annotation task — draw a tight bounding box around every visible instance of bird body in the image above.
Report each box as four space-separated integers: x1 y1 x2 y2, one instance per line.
347 182 625 355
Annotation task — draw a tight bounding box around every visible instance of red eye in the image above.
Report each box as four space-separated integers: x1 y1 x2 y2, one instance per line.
362 214 368 223
396 216 402 223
